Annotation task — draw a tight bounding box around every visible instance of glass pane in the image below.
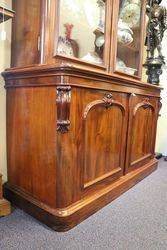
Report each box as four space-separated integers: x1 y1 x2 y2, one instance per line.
116 0 142 76
57 0 106 65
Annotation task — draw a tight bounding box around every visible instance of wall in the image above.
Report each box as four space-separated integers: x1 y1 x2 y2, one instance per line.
155 32 167 155
155 0 167 155
142 0 167 156
0 0 12 181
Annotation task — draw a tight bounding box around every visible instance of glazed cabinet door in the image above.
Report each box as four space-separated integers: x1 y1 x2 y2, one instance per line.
125 94 158 173
54 0 112 71
111 0 146 78
78 89 129 192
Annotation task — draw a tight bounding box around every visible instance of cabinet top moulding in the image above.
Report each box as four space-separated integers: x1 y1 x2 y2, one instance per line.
2 64 162 95
0 6 14 23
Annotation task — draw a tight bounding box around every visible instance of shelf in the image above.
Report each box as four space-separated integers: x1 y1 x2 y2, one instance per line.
118 42 139 52
0 6 14 23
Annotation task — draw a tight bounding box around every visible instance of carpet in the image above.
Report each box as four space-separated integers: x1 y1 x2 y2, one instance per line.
0 159 167 250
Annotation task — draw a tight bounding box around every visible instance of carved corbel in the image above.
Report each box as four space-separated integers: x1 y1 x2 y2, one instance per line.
103 93 114 108
142 98 151 109
56 85 71 133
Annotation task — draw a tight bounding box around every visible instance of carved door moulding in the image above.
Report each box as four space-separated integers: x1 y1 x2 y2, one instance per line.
83 93 126 120
133 98 155 116
81 93 126 189
126 96 156 172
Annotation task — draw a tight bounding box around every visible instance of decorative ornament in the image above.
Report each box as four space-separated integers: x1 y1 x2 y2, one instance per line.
120 3 141 29
64 23 79 57
143 0 167 85
117 19 134 45
97 0 105 32
56 86 71 133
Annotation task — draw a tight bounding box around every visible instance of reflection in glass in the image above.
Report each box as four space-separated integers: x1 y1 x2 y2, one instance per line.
57 0 106 65
116 0 142 76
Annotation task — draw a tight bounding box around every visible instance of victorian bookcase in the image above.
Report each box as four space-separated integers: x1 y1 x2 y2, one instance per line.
3 0 161 231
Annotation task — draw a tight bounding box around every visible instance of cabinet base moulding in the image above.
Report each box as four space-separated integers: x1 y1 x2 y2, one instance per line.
4 159 158 231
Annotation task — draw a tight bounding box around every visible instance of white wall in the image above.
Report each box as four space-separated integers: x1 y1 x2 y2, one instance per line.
0 0 12 181
142 0 167 155
155 0 167 155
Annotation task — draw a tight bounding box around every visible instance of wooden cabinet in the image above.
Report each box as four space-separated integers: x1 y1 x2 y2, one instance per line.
2 0 161 231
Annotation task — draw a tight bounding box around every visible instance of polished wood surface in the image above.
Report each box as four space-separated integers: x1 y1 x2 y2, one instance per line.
11 0 41 67
125 94 159 173
2 0 161 230
7 87 57 208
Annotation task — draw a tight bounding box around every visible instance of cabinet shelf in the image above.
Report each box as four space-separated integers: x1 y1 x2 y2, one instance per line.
118 42 139 52
0 6 14 23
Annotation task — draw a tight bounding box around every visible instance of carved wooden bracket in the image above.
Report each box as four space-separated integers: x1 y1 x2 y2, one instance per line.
56 85 71 133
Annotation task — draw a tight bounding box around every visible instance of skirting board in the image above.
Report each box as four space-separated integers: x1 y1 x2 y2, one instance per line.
4 159 158 231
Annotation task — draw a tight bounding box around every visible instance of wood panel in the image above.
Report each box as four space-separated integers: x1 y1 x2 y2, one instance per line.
11 0 41 67
82 93 127 189
7 87 57 208
75 89 128 194
125 94 158 173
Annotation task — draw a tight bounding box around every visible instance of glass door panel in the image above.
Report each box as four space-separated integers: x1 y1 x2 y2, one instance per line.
115 0 143 76
56 0 106 65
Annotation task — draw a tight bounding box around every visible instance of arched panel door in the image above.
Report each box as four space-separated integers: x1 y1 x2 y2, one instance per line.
125 95 158 173
80 92 128 190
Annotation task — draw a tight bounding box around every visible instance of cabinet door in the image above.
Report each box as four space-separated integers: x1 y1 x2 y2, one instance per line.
78 90 128 191
125 94 158 173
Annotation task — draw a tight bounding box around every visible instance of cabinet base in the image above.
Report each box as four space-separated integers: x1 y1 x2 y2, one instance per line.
4 159 158 231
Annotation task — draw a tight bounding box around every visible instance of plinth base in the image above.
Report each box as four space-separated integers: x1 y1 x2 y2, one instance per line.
4 159 158 231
